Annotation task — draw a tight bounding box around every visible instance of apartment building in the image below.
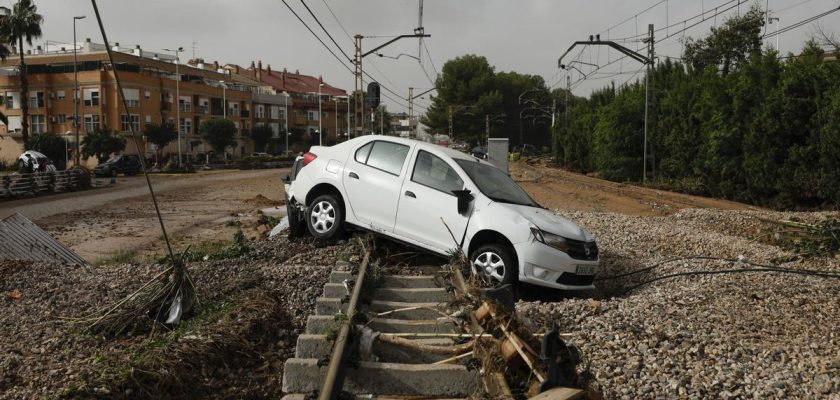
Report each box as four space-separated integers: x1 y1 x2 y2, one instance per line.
0 41 249 164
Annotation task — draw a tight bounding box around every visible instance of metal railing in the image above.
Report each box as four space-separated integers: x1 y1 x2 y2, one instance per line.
0 170 90 200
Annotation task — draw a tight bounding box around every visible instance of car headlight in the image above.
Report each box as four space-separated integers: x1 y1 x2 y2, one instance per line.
530 227 570 252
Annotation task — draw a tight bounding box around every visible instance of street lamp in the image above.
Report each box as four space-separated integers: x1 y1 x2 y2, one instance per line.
282 91 290 154
72 15 86 167
318 83 324 145
163 47 184 167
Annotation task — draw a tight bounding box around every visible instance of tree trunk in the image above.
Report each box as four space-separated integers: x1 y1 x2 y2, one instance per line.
19 36 30 150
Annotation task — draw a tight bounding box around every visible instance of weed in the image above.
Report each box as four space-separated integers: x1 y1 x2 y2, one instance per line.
97 249 138 265
258 214 281 227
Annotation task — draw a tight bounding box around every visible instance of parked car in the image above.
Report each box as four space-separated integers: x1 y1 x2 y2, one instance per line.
94 154 142 177
18 150 57 174
470 146 488 159
512 144 537 156
285 136 599 291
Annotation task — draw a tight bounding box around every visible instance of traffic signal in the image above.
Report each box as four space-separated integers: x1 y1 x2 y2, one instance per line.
367 82 380 109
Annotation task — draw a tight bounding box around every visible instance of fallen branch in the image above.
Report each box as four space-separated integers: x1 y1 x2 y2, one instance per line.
377 334 484 355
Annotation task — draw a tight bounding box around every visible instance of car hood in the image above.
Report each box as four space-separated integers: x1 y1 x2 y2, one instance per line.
497 203 594 241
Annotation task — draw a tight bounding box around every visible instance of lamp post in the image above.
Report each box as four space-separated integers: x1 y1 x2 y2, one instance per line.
318 83 324 145
282 91 290 154
64 131 71 169
164 47 184 166
73 15 86 167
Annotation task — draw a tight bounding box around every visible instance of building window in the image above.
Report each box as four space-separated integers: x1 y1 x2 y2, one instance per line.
229 102 240 117
307 110 318 121
256 105 264 118
145 115 152 126
178 97 192 112
145 90 151 100
84 88 100 107
31 115 45 133
84 114 100 132
179 118 192 135
122 88 140 107
30 92 45 108
56 90 66 100
121 114 140 132
5 92 14 109
58 114 67 123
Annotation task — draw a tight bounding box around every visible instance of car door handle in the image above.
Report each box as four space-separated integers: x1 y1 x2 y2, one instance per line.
349 172 359 179
405 190 416 198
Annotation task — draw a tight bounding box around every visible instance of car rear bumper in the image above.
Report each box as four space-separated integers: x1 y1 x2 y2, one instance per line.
514 241 599 290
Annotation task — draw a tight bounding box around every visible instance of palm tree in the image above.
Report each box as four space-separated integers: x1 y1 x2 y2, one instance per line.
0 0 43 150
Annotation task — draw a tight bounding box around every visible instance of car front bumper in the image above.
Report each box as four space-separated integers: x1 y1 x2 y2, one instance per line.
514 240 599 290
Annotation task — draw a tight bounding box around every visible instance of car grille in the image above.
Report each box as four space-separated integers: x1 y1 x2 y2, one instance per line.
556 273 595 286
566 238 598 261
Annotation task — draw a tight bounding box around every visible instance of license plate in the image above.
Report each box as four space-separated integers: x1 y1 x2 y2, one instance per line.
576 265 597 275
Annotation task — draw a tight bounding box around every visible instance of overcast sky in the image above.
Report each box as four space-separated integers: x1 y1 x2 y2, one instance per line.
26 0 840 114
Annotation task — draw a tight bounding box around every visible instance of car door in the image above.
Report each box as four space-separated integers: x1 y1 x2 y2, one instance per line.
342 140 412 233
395 150 469 254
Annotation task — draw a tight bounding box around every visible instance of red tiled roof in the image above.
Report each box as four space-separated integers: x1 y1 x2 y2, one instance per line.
239 66 347 97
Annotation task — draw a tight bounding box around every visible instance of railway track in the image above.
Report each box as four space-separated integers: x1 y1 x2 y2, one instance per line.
281 247 598 399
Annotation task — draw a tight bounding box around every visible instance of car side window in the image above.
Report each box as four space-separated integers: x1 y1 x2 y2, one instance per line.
411 150 463 195
363 141 410 175
355 142 373 164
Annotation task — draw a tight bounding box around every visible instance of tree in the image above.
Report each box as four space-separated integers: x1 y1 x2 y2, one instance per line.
683 5 764 75
81 127 127 162
30 133 66 168
144 123 177 158
199 118 236 156
250 124 273 152
0 0 43 150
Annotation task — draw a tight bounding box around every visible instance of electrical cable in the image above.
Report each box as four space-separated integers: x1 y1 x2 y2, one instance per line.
300 0 352 62
280 0 355 76
761 5 840 39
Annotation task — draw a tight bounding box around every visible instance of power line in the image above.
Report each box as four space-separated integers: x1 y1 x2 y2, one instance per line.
280 0 354 76
762 5 840 39
300 0 352 62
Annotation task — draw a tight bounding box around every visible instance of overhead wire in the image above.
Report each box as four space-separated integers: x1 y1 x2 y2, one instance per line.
300 0 352 62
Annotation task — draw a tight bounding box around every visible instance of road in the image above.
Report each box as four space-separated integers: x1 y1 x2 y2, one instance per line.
1 169 286 262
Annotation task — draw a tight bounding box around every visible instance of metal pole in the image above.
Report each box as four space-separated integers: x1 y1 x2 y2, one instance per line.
175 51 181 167
73 16 85 167
222 84 226 118
335 97 338 141
643 24 653 184
380 106 383 135
408 87 413 138
346 96 350 139
448 106 453 137
318 83 323 145
284 92 289 153
485 114 489 144
355 35 363 136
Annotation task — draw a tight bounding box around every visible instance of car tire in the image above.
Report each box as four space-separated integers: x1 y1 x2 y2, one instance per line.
287 201 306 238
470 244 517 286
305 194 343 240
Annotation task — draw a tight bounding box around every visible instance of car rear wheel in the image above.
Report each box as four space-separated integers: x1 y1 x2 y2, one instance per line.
470 244 517 285
306 194 343 240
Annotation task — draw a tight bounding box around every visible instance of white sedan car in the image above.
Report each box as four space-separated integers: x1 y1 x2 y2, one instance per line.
285 136 599 290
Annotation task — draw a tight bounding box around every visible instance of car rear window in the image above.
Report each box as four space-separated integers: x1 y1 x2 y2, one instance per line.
355 142 373 163
362 141 409 176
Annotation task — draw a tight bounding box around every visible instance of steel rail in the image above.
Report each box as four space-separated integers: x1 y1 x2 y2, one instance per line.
319 250 371 400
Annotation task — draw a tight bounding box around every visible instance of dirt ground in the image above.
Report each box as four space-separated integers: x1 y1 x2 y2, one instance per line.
510 159 754 216
2 169 287 263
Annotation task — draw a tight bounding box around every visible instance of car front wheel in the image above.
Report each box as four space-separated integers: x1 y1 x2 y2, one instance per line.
306 194 343 239
470 244 517 285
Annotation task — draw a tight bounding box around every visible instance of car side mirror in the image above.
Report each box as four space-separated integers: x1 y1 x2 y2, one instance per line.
452 189 474 214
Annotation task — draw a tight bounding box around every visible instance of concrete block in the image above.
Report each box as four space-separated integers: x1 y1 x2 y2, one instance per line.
305 315 341 334
329 270 353 283
282 359 480 396
315 297 347 315
323 283 350 298
381 275 440 288
295 334 334 358
368 317 456 334
373 288 451 303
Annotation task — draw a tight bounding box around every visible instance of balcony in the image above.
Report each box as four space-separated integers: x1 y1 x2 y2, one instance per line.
196 105 209 115
178 103 193 113
228 109 240 118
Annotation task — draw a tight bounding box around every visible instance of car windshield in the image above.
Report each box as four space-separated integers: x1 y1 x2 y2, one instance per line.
455 160 538 207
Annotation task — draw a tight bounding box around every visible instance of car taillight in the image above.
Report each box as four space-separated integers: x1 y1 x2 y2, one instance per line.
302 152 317 166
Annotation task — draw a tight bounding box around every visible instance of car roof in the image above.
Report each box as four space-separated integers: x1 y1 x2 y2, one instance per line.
351 135 482 163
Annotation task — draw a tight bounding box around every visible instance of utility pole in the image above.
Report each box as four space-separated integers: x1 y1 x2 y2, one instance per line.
565 75 570 132
380 106 384 135
448 105 453 137
643 24 654 184
551 98 556 130
73 15 86 168
485 114 489 144
408 87 414 138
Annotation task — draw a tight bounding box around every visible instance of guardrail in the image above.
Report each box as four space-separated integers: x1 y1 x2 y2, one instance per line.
0 169 90 200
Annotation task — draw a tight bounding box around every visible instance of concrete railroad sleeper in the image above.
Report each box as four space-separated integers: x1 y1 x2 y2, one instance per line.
282 255 485 399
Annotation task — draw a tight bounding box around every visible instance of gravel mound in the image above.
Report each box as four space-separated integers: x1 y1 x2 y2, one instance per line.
0 233 351 399
516 208 840 399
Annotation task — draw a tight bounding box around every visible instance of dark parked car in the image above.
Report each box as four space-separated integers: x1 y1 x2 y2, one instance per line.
94 155 142 177
470 146 488 159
